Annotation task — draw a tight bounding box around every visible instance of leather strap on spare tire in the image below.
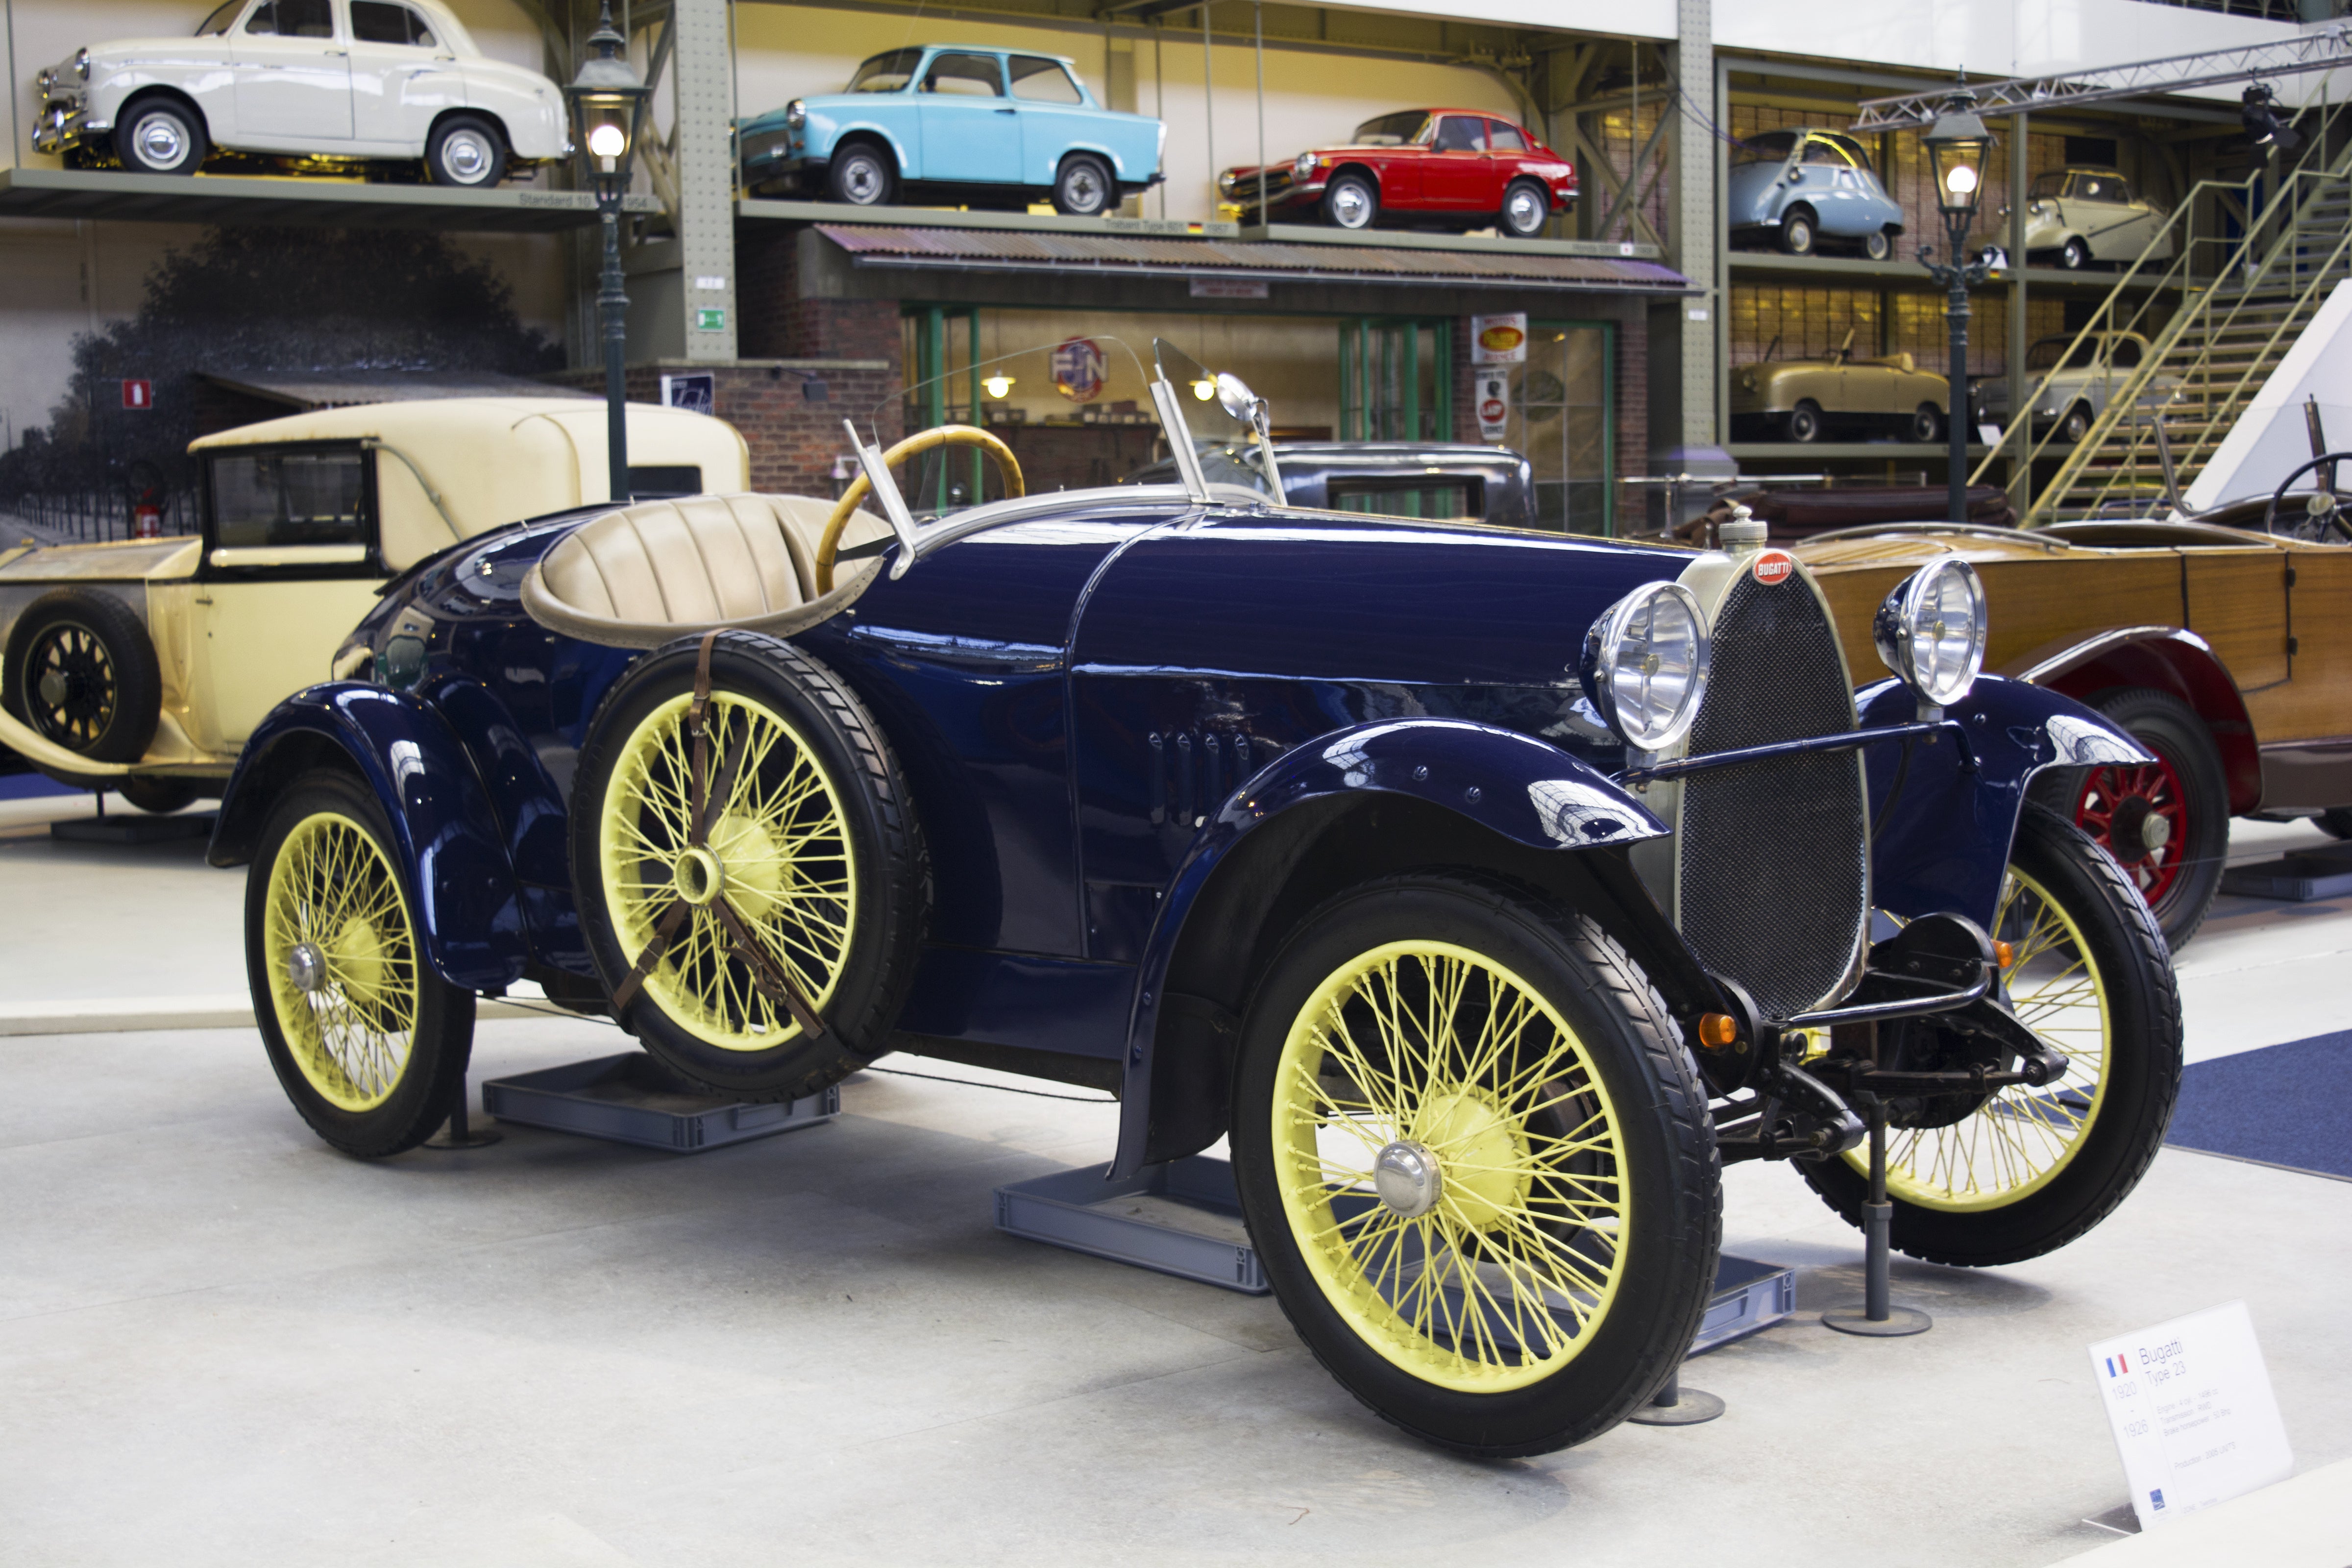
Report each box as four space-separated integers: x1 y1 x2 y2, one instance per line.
570 628 929 1102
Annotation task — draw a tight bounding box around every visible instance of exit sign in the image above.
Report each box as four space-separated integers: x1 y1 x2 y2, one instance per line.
121 379 154 410
694 308 726 331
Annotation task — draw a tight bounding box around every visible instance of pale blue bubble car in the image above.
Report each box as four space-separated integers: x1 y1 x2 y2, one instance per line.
737 45 1165 217
1729 127 1904 258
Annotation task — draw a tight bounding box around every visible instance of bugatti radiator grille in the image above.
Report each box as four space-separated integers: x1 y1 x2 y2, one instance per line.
1675 571 1870 1021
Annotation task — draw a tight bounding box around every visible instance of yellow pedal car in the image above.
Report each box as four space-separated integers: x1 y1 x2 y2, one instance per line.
0 396 748 809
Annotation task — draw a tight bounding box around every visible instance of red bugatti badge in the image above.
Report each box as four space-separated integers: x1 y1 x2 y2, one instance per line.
1752 550 1795 586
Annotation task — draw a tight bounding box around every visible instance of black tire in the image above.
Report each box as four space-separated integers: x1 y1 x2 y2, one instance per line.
1798 805 2182 1267
826 141 896 206
116 96 207 175
1908 404 1942 442
121 775 202 815
1322 170 1378 230
1052 152 1114 217
4 589 162 762
1498 178 1549 238
1864 227 1893 261
1779 207 1817 255
2060 237 2090 270
1786 400 1824 443
1229 871 1721 1458
570 632 929 1102
2067 687 2229 950
426 113 507 188
246 769 476 1157
2061 402 2093 444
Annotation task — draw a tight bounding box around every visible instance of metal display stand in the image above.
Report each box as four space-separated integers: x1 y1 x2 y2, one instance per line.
994 1157 1795 1363
1822 1099 1934 1336
49 792 214 845
2219 839 2352 902
481 1051 837 1152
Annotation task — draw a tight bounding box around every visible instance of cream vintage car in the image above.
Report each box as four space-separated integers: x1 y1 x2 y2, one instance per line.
32 0 566 185
0 397 748 810
2015 168 2174 271
1729 329 1951 443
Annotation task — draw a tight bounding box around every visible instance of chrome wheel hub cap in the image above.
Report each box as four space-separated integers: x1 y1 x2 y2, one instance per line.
1507 190 1541 228
287 941 327 993
136 117 185 165
845 161 882 200
673 845 725 906
444 133 490 180
1373 1139 1442 1219
1332 187 1370 226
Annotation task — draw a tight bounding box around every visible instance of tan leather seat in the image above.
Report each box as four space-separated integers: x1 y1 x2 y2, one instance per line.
521 493 890 649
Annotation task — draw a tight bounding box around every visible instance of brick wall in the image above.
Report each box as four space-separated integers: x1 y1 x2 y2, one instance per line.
1448 298 1649 536
546 358 902 497
735 224 900 362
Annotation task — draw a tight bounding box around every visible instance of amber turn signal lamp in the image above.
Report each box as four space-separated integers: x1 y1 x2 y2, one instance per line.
1993 939 2015 970
1697 1013 1739 1051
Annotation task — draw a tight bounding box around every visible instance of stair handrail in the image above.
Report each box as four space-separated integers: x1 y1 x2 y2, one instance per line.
1973 95 2352 515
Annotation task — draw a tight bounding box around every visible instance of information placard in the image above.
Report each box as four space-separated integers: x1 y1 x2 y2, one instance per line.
2088 1300 2292 1531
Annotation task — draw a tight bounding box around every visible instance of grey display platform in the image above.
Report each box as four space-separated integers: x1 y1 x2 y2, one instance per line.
2221 838 2352 901
482 1051 836 1152
50 809 215 845
995 1157 1795 1356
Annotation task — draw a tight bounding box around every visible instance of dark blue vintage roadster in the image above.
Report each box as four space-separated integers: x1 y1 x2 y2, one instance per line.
211 339 2181 1457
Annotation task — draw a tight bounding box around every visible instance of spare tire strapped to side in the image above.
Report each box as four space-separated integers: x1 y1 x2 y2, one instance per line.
570 627 930 1102
4 588 163 763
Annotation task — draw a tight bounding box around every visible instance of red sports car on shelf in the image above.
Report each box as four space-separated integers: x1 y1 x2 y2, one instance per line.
1219 108 1575 237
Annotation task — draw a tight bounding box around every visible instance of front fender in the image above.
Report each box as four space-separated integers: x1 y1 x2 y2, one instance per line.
209 683 528 992
1110 718 1666 1177
1862 674 2152 932
2002 624 2259 813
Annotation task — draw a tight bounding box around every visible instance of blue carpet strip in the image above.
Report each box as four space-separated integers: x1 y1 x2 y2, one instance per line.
2164 1030 2352 1181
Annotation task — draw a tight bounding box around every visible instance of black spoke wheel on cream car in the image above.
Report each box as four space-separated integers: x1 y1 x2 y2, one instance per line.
1779 206 1817 255
1230 872 1721 1458
246 770 475 1157
4 589 161 762
1499 179 1549 239
827 141 896 206
1786 400 1825 443
571 632 928 1102
1323 171 1379 230
2060 237 2091 270
1908 404 1942 442
117 96 207 175
1053 152 1114 217
1798 805 2182 1267
121 775 203 815
426 114 507 188
2060 403 2093 444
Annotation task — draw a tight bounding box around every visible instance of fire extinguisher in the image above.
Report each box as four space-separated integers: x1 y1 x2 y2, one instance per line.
125 460 164 539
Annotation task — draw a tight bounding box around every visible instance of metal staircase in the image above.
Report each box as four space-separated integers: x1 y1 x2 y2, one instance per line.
1983 104 2352 524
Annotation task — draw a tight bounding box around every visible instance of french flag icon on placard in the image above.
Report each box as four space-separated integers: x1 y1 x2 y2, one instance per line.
2106 1354 2131 1377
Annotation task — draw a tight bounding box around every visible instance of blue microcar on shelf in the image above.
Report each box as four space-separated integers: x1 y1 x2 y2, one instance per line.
1729 127 1906 257
211 336 2180 1460
736 45 1165 216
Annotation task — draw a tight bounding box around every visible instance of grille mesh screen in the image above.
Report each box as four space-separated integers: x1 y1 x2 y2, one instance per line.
1675 570 1869 1020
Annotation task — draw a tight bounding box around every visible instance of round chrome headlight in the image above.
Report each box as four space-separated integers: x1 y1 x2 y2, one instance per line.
74 49 91 82
1581 581 1711 752
1294 151 1317 180
784 98 806 129
1873 556 1987 710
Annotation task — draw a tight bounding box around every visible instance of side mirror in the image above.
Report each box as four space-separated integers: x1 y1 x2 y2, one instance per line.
1214 372 1258 423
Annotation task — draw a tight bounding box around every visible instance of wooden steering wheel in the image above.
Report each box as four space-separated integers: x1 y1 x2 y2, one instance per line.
814 424 1025 594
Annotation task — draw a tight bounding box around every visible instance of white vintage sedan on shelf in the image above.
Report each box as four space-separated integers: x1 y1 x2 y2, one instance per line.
33 0 566 186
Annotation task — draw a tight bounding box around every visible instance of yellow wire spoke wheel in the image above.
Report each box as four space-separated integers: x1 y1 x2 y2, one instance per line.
598 689 858 1051
1271 939 1630 1394
1851 865 2111 1212
260 810 422 1112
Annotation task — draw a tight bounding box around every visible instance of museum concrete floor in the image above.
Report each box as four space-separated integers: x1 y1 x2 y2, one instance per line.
2 790 2346 1567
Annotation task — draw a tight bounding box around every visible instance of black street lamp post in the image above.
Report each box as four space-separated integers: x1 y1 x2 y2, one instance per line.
564 0 651 505
1920 88 1997 525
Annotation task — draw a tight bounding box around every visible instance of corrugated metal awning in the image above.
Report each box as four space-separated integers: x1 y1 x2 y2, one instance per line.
816 224 1692 294
198 370 595 411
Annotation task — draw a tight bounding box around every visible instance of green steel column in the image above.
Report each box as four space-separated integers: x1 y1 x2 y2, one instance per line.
1401 322 1421 514
1434 318 1454 440
2008 113 2032 518
924 307 947 510
969 310 983 501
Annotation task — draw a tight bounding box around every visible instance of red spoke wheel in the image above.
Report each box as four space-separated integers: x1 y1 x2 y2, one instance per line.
2067 687 2227 951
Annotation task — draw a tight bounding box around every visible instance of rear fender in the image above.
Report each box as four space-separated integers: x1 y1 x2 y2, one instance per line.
2001 624 2258 813
208 683 528 991
1111 718 1670 1177
1862 674 2153 931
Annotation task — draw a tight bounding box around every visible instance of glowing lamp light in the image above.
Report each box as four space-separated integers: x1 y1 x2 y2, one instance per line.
1944 164 1977 196
982 373 1015 399
1190 377 1217 401
588 122 626 160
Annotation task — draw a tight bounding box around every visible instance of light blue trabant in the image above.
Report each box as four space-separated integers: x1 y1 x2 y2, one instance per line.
737 45 1165 217
1728 127 1905 258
